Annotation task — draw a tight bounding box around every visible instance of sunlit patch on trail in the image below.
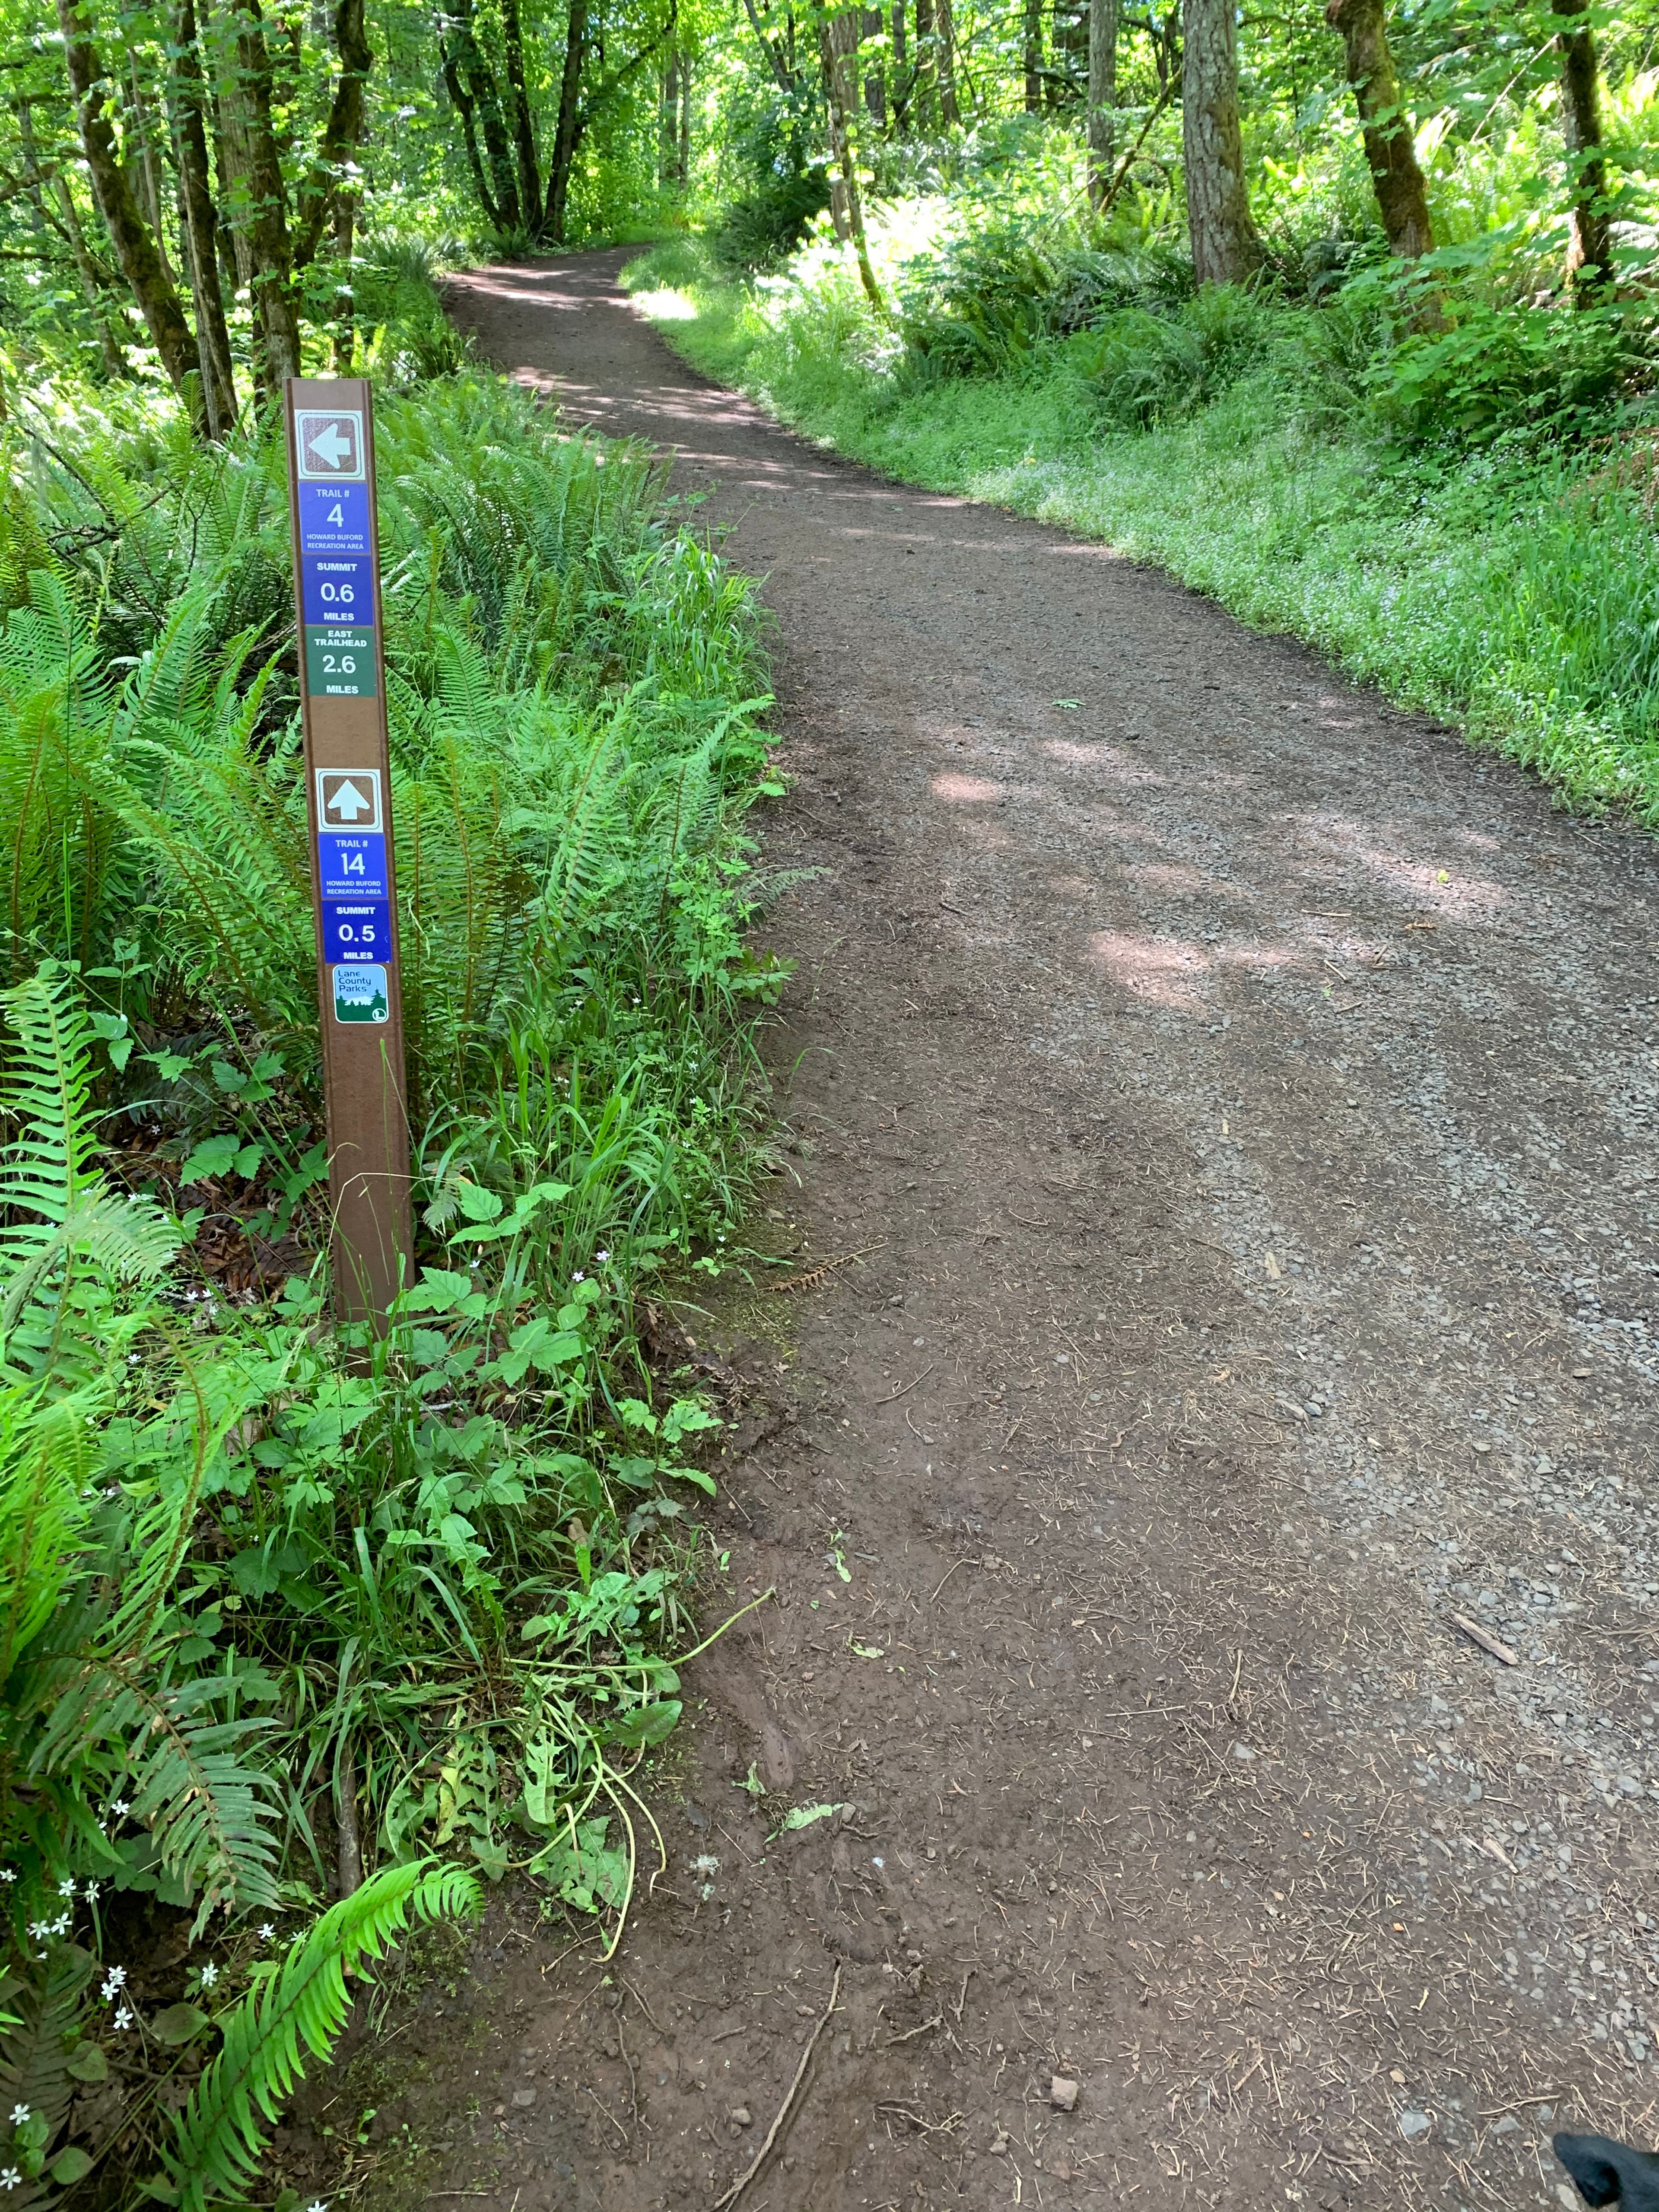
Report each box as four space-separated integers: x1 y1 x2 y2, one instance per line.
1309 822 1507 921
930 772 1004 803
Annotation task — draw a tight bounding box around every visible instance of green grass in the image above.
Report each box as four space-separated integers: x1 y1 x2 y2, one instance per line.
623 235 1659 828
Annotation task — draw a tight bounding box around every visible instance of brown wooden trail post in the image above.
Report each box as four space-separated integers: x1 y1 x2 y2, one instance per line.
283 378 413 1324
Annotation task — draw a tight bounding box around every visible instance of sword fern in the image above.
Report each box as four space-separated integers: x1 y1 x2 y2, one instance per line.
156 1861 479 2212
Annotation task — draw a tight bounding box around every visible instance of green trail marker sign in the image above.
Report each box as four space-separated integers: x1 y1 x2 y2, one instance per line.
285 378 412 1322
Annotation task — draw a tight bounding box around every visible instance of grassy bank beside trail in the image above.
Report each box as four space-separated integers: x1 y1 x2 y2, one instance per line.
0 322 780 2203
623 234 1659 830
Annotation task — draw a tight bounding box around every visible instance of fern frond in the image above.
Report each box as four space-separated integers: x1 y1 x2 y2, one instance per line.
0 961 99 1217
98 737 313 1041
0 965 182 1353
0 1943 95 2211
0 1386 99 1676
24 1643 281 1931
159 1862 480 2212
0 572 119 976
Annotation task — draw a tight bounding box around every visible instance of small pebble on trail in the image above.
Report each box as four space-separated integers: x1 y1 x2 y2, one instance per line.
1049 2075 1080 2112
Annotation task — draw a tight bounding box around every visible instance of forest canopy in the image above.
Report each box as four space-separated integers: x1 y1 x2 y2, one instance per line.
1 0 1653 425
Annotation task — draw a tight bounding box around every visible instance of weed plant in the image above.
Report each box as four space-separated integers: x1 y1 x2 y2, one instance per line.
0 330 780 2198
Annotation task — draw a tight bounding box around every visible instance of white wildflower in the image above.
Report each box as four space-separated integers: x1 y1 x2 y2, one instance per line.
1 2166 20 2188
83 1881 99 1901
57 1877 75 1898
595 1249 610 1263
257 1923 276 1942
10 2106 29 2127
0 1870 13 1884
113 2006 133 2031
198 1962 218 1989
572 1271 584 1283
109 1799 129 1818
101 1966 127 2001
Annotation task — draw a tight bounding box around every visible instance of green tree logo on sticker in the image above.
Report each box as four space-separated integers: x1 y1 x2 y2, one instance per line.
332 964 389 1022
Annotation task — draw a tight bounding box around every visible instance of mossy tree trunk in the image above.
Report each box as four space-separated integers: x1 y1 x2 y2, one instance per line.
817 3 884 308
1325 0 1434 258
1087 0 1118 204
1552 0 1611 292
170 0 239 434
1181 0 1261 285
56 0 204 413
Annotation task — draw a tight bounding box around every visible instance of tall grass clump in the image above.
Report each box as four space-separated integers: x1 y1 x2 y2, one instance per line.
0 338 781 2205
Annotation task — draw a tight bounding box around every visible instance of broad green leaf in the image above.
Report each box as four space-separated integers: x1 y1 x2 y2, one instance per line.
180 1133 243 1185
607 1699 681 1748
151 2002 211 2045
772 1802 851 1838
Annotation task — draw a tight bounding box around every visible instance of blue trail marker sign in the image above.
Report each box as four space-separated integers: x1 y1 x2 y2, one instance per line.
285 378 412 1322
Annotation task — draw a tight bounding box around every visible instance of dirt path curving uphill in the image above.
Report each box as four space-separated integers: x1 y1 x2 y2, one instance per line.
385 254 1659 2212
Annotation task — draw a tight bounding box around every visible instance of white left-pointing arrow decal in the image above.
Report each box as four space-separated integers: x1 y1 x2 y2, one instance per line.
308 422 353 469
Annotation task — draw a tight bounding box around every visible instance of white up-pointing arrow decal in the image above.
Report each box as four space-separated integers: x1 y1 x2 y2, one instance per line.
308 421 353 470
328 779 371 821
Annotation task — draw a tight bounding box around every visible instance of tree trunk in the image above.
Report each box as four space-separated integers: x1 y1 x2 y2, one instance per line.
864 6 886 124
890 0 909 129
1181 0 1261 284
678 52 692 186
55 0 203 409
500 0 544 236
194 0 244 300
1087 0 1117 203
441 48 503 231
169 0 238 435
1023 0 1042 110
545 0 589 244
227 0 302 384
11 100 50 248
934 0 958 122
740 0 795 95
912 0 934 127
1325 0 1433 257
659 54 677 183
292 0 374 270
17 95 134 379
125 52 179 283
332 188 354 370
449 0 523 234
818 4 883 308
1552 0 1611 289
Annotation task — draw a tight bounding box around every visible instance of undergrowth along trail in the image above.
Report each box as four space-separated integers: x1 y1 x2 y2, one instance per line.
0 356 781 2204
623 227 1659 829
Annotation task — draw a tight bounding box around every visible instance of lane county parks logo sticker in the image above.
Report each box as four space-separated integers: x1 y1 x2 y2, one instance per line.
295 410 365 480
331 962 389 1023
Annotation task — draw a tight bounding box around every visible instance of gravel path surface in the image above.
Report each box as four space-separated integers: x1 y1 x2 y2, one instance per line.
412 250 1659 2212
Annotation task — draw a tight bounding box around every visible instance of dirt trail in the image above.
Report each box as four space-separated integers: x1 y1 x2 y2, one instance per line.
387 254 1659 2210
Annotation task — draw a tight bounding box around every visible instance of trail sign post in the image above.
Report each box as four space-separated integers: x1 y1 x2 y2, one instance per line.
284 378 412 1324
